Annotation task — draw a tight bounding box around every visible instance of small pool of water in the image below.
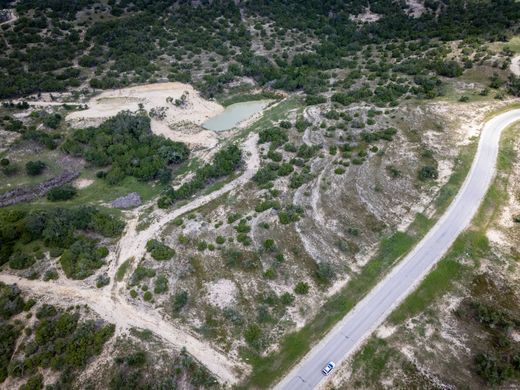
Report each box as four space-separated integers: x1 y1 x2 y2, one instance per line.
202 100 271 132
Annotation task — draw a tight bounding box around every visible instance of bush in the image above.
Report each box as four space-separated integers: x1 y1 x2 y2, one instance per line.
280 292 295 306
0 283 25 320
244 324 262 348
129 267 156 286
315 262 336 284
418 165 439 181
2 163 18 176
172 290 188 312
96 274 110 288
9 252 35 270
60 237 106 279
258 127 288 147
294 282 310 295
146 239 175 260
25 160 46 176
143 291 153 301
154 275 168 294
47 185 77 201
278 205 304 224
43 269 59 281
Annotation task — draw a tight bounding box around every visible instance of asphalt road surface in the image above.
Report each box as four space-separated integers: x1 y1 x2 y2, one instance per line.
276 109 520 390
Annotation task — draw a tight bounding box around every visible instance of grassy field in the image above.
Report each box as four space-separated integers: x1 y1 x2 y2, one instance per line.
0 149 65 193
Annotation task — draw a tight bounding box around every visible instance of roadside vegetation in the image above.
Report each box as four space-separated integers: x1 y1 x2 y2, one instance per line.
342 123 520 389
0 0 519 388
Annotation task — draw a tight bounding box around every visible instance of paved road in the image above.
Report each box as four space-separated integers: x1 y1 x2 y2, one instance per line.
276 109 520 390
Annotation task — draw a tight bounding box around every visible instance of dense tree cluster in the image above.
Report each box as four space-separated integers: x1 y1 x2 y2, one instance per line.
158 144 242 208
0 1 518 102
0 207 124 278
12 304 114 387
62 112 189 184
0 284 114 387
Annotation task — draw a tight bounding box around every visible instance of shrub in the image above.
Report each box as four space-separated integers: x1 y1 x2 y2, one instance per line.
294 282 310 295
278 205 304 224
263 239 276 252
96 274 110 288
418 165 439 181
172 290 188 312
9 252 35 270
315 262 336 284
279 120 291 129
197 241 208 251
255 199 280 213
43 269 59 281
47 185 77 201
146 239 175 260
215 236 226 245
277 163 294 176
258 127 288 147
154 275 168 294
25 160 46 176
0 283 25 320
244 324 262 347
2 163 18 176
60 237 106 279
143 291 153 301
129 266 156 286
280 292 295 306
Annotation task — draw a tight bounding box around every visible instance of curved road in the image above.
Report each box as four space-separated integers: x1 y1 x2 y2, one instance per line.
276 109 520 390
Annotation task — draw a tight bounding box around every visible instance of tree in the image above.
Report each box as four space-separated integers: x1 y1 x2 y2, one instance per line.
47 185 77 201
25 160 46 176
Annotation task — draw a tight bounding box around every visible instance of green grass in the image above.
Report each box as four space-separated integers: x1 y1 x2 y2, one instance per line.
116 257 133 282
350 338 395 385
220 92 283 107
241 97 303 137
505 36 520 53
0 149 64 193
31 173 165 208
389 258 464 324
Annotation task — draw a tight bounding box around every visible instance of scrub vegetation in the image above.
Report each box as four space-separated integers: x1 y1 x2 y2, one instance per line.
1 0 520 388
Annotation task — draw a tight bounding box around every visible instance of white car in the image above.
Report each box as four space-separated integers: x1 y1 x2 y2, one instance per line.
322 361 335 375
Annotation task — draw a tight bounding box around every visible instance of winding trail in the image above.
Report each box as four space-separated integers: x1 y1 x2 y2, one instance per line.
0 133 259 385
276 110 520 390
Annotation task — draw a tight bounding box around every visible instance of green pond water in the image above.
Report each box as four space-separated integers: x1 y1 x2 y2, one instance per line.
202 100 271 131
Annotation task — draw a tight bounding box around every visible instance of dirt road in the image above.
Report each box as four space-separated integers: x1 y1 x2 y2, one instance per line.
0 133 260 385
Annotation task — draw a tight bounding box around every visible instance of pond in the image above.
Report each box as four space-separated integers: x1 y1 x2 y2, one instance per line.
202 100 272 132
